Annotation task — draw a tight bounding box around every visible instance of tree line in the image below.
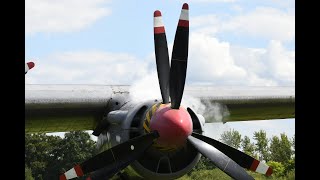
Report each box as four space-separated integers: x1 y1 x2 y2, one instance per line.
25 131 97 180
25 130 295 179
193 129 295 178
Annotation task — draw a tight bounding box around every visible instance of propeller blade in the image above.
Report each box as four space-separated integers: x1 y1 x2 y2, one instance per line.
154 10 170 104
60 131 159 180
188 136 254 180
187 108 202 132
191 132 272 176
169 3 189 109
85 160 132 180
25 62 35 74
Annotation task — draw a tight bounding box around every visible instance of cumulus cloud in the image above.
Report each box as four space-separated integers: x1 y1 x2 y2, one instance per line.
192 7 295 41
26 4 294 87
230 40 295 85
26 0 111 35
264 40 295 84
187 32 248 85
26 37 294 86
25 51 154 84
186 32 295 86
184 5 295 86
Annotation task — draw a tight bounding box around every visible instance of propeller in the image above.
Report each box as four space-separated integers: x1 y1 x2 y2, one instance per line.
154 3 189 108
59 131 159 180
60 3 273 180
149 3 193 149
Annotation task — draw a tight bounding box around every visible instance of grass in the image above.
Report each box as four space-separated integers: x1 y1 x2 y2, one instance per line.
108 166 295 180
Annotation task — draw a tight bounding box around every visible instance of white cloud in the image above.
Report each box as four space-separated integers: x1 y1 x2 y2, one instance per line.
222 7 295 41
25 51 153 84
271 0 295 9
185 32 294 86
25 4 295 87
264 40 295 84
26 37 294 87
230 40 295 85
25 0 111 35
186 6 295 86
187 32 248 85
192 7 295 41
231 4 244 12
191 15 220 29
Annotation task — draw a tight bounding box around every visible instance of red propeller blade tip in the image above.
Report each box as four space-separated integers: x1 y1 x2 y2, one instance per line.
154 10 165 34
178 3 189 27
154 10 161 17
266 167 273 176
182 3 189 10
27 62 35 69
59 174 67 180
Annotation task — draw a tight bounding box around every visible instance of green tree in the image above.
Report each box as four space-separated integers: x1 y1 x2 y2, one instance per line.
253 130 269 161
292 134 295 154
25 166 34 180
44 131 97 179
241 136 255 157
25 133 62 179
269 135 281 162
284 158 295 174
25 131 97 180
267 161 285 177
269 133 292 164
220 129 242 149
280 133 293 163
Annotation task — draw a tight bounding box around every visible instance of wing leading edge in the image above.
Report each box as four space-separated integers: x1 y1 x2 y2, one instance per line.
25 85 294 133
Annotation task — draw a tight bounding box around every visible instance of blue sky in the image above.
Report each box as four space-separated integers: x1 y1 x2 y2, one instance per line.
26 0 295 141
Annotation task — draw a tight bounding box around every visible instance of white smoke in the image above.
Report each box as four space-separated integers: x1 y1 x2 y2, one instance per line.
127 65 232 139
128 71 161 103
181 96 230 123
128 70 231 123
200 100 230 123
181 95 231 138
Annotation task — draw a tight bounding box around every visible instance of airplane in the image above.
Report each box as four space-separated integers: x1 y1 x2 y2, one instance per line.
25 3 295 180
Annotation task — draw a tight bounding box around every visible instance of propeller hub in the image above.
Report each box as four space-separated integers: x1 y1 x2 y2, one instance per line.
150 104 192 149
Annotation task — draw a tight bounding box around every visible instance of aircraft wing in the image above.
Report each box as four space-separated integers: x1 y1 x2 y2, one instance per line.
184 86 295 122
25 85 294 133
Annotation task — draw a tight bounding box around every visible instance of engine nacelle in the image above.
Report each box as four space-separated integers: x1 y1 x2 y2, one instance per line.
96 96 204 179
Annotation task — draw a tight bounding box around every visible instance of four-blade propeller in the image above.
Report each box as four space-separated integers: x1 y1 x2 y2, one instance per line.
60 3 272 180
152 3 272 179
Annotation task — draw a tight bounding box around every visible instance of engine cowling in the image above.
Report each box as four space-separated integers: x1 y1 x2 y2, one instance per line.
96 97 204 179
